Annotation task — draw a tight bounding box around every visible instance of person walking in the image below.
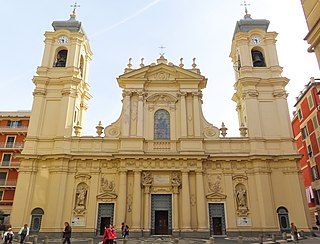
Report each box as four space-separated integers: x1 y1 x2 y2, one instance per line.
3 228 14 244
18 224 29 244
290 222 298 243
102 224 115 244
121 222 129 239
62 222 72 244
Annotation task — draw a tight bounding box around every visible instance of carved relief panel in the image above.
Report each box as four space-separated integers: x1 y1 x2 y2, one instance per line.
97 175 117 202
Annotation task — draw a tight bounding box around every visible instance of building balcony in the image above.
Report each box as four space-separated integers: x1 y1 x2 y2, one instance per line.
0 161 20 168
0 200 13 206
0 126 28 134
0 180 17 188
0 142 24 149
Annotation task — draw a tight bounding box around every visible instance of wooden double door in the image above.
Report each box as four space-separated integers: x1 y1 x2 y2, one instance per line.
155 210 169 235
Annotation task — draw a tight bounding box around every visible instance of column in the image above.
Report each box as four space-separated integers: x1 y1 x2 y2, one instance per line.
193 92 201 137
180 92 187 137
195 170 207 229
143 184 151 231
137 92 144 137
116 170 127 225
181 170 191 229
131 170 142 229
172 184 180 231
121 91 131 137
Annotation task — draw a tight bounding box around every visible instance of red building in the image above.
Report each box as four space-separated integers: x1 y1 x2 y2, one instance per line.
0 111 30 222
292 77 320 229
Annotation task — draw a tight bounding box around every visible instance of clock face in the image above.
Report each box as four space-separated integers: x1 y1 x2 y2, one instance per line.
57 36 68 44
251 36 261 45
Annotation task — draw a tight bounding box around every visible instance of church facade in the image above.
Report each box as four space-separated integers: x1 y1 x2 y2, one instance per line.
10 11 311 238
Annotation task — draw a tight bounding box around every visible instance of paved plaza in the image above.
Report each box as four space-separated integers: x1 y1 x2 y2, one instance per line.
16 233 320 244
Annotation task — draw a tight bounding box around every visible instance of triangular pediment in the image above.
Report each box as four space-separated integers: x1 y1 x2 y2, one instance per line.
118 63 206 88
206 192 227 200
96 191 118 200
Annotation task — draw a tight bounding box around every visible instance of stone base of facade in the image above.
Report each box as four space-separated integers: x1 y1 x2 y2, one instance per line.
142 229 151 238
179 229 210 239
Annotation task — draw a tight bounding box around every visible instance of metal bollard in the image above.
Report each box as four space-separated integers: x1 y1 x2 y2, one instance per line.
87 238 93 244
209 237 214 244
33 236 38 244
258 234 263 244
271 234 276 243
282 232 287 240
43 236 48 244
299 230 304 238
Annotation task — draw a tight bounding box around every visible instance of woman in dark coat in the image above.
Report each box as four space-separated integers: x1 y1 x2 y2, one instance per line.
62 222 72 244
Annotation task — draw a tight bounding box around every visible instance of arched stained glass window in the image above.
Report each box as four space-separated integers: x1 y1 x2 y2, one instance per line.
154 109 170 140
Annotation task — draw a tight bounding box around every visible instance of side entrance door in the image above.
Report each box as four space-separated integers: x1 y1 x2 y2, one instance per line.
155 210 169 235
97 203 114 235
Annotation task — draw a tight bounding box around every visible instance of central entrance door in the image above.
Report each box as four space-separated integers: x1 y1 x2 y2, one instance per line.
155 210 169 235
151 194 172 235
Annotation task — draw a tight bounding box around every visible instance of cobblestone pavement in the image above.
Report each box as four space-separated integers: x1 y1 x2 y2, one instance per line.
10 232 320 244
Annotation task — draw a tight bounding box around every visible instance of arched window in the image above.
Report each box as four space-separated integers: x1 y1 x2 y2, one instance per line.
277 207 290 232
30 208 44 232
251 49 266 67
54 50 68 67
154 109 170 140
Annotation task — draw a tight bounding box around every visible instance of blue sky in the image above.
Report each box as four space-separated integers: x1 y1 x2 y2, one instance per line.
0 0 319 136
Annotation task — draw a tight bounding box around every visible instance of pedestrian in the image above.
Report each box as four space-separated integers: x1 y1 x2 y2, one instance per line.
0 221 5 238
290 222 298 243
102 224 115 244
3 228 14 244
121 222 129 239
18 224 29 244
62 222 72 244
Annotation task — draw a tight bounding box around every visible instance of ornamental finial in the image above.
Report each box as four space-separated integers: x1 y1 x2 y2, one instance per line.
70 2 80 17
192 58 197 69
140 58 145 67
179 58 184 68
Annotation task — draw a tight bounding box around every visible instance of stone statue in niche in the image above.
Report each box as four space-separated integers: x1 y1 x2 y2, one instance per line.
235 185 248 209
75 184 87 209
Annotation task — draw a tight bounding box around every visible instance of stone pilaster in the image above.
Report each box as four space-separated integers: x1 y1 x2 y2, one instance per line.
195 170 207 229
193 92 201 137
116 170 127 225
180 92 187 137
181 170 191 229
122 91 132 137
131 170 142 229
137 92 144 137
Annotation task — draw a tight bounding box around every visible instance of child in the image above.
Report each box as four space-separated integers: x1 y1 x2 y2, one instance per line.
3 228 14 244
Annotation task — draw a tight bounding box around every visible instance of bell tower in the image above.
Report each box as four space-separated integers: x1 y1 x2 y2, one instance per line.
25 10 92 153
230 12 292 140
